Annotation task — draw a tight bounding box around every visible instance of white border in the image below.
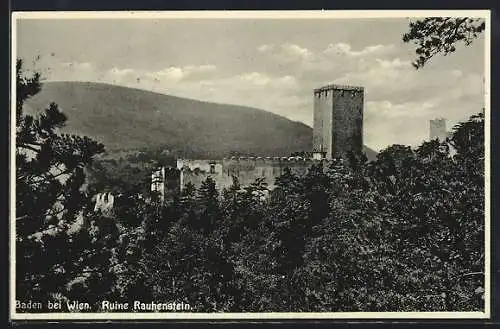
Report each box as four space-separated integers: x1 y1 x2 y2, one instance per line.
483 8 492 320
10 10 491 19
10 10 491 321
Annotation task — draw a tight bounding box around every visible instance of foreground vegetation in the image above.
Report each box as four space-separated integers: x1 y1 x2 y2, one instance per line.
16 60 485 313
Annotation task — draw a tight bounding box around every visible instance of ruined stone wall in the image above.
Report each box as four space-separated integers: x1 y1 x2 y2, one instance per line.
176 157 322 191
151 167 165 201
94 192 115 213
164 167 181 196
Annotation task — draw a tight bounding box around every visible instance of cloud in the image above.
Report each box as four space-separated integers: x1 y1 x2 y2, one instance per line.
238 72 271 86
253 41 483 150
451 69 463 78
103 67 136 83
45 61 219 86
254 42 401 85
108 67 134 76
148 67 185 82
146 64 217 83
231 72 299 89
328 54 482 104
185 64 216 72
375 58 411 69
257 44 274 53
257 43 314 63
132 71 305 122
323 43 396 57
281 43 314 61
363 100 441 150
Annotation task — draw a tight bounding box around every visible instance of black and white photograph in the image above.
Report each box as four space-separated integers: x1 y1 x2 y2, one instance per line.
11 10 490 320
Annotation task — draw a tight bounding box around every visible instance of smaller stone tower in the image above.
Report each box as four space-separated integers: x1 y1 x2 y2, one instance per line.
429 118 447 141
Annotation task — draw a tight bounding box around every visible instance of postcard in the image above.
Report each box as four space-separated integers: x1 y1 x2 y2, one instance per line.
10 10 491 321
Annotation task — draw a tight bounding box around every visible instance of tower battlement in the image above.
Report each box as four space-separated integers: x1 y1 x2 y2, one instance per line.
314 84 364 93
176 159 223 172
223 156 320 163
177 157 322 168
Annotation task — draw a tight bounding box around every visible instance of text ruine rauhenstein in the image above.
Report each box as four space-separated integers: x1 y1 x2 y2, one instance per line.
101 300 191 311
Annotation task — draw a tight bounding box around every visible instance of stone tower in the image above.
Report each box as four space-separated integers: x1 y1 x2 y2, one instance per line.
429 118 447 141
151 166 165 202
312 84 364 160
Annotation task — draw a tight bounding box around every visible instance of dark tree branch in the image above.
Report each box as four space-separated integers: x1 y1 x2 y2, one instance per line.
403 17 485 69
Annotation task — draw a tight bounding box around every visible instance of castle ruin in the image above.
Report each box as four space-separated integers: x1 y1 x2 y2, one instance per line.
153 84 365 193
429 118 448 141
313 84 364 160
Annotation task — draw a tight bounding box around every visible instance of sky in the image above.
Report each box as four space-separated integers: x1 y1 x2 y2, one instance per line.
15 15 486 151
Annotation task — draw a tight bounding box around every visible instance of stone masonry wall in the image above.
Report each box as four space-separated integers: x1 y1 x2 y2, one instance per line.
331 86 364 158
313 84 364 159
176 157 322 191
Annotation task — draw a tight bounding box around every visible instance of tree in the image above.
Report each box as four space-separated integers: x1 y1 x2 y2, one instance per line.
403 17 485 69
298 113 485 312
105 110 483 312
15 59 119 307
16 55 484 312
134 176 238 312
196 176 220 234
219 177 270 311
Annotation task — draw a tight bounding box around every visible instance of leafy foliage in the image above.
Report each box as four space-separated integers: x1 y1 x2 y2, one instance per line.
403 17 485 69
16 60 485 313
123 112 484 312
16 59 119 309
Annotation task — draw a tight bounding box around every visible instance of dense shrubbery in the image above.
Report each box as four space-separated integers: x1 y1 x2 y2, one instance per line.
16 60 485 312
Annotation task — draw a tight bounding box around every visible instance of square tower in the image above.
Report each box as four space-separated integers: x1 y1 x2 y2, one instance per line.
313 84 364 160
429 118 447 141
